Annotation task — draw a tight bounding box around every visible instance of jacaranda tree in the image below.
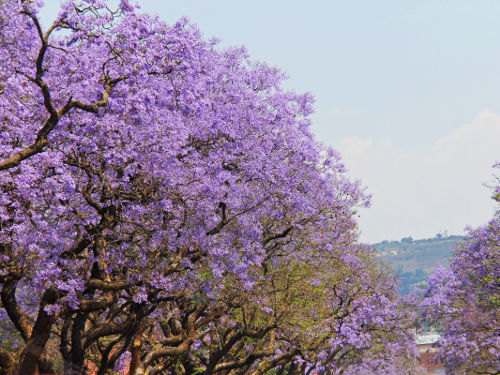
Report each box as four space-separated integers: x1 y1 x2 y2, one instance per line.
421 163 500 375
126 244 423 375
0 1 378 374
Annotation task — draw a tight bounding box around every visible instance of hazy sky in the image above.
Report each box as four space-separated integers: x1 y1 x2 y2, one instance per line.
39 1 500 242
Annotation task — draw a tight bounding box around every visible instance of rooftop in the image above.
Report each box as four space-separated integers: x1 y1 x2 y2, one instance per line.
416 333 441 345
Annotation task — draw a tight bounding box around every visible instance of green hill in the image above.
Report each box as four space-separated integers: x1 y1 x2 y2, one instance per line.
372 235 464 295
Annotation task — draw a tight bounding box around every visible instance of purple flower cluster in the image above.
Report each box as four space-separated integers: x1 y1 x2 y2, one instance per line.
421 163 500 374
0 1 416 374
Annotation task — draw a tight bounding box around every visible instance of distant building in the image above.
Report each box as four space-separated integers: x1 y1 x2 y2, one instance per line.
409 280 428 293
416 333 445 374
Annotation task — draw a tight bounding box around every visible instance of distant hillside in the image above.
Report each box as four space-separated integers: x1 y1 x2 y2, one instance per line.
372 235 464 295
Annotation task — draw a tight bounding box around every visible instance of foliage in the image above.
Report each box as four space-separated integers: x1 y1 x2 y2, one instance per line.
373 235 463 295
130 244 424 375
0 1 422 375
421 164 500 375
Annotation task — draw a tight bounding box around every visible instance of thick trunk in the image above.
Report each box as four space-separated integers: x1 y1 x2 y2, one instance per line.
14 312 55 375
14 290 58 375
63 359 87 375
0 348 15 375
38 351 55 374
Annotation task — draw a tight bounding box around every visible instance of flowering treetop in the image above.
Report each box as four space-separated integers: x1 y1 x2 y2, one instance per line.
0 1 374 374
421 164 500 375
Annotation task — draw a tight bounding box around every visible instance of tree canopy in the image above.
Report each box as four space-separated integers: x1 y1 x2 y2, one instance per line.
1 1 423 375
421 163 500 375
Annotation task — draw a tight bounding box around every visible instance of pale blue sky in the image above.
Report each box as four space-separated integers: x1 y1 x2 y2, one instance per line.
39 1 500 242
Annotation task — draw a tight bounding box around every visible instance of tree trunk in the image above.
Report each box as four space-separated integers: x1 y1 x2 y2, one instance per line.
68 311 88 375
128 332 142 375
0 348 15 375
14 290 58 375
38 351 55 374
14 314 54 375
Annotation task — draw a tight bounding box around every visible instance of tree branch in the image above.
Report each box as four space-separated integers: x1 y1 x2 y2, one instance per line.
0 279 33 342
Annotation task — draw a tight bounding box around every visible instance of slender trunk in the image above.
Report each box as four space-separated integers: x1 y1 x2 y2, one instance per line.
68 250 102 374
128 332 142 375
61 319 73 375
296 362 306 375
69 311 88 375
